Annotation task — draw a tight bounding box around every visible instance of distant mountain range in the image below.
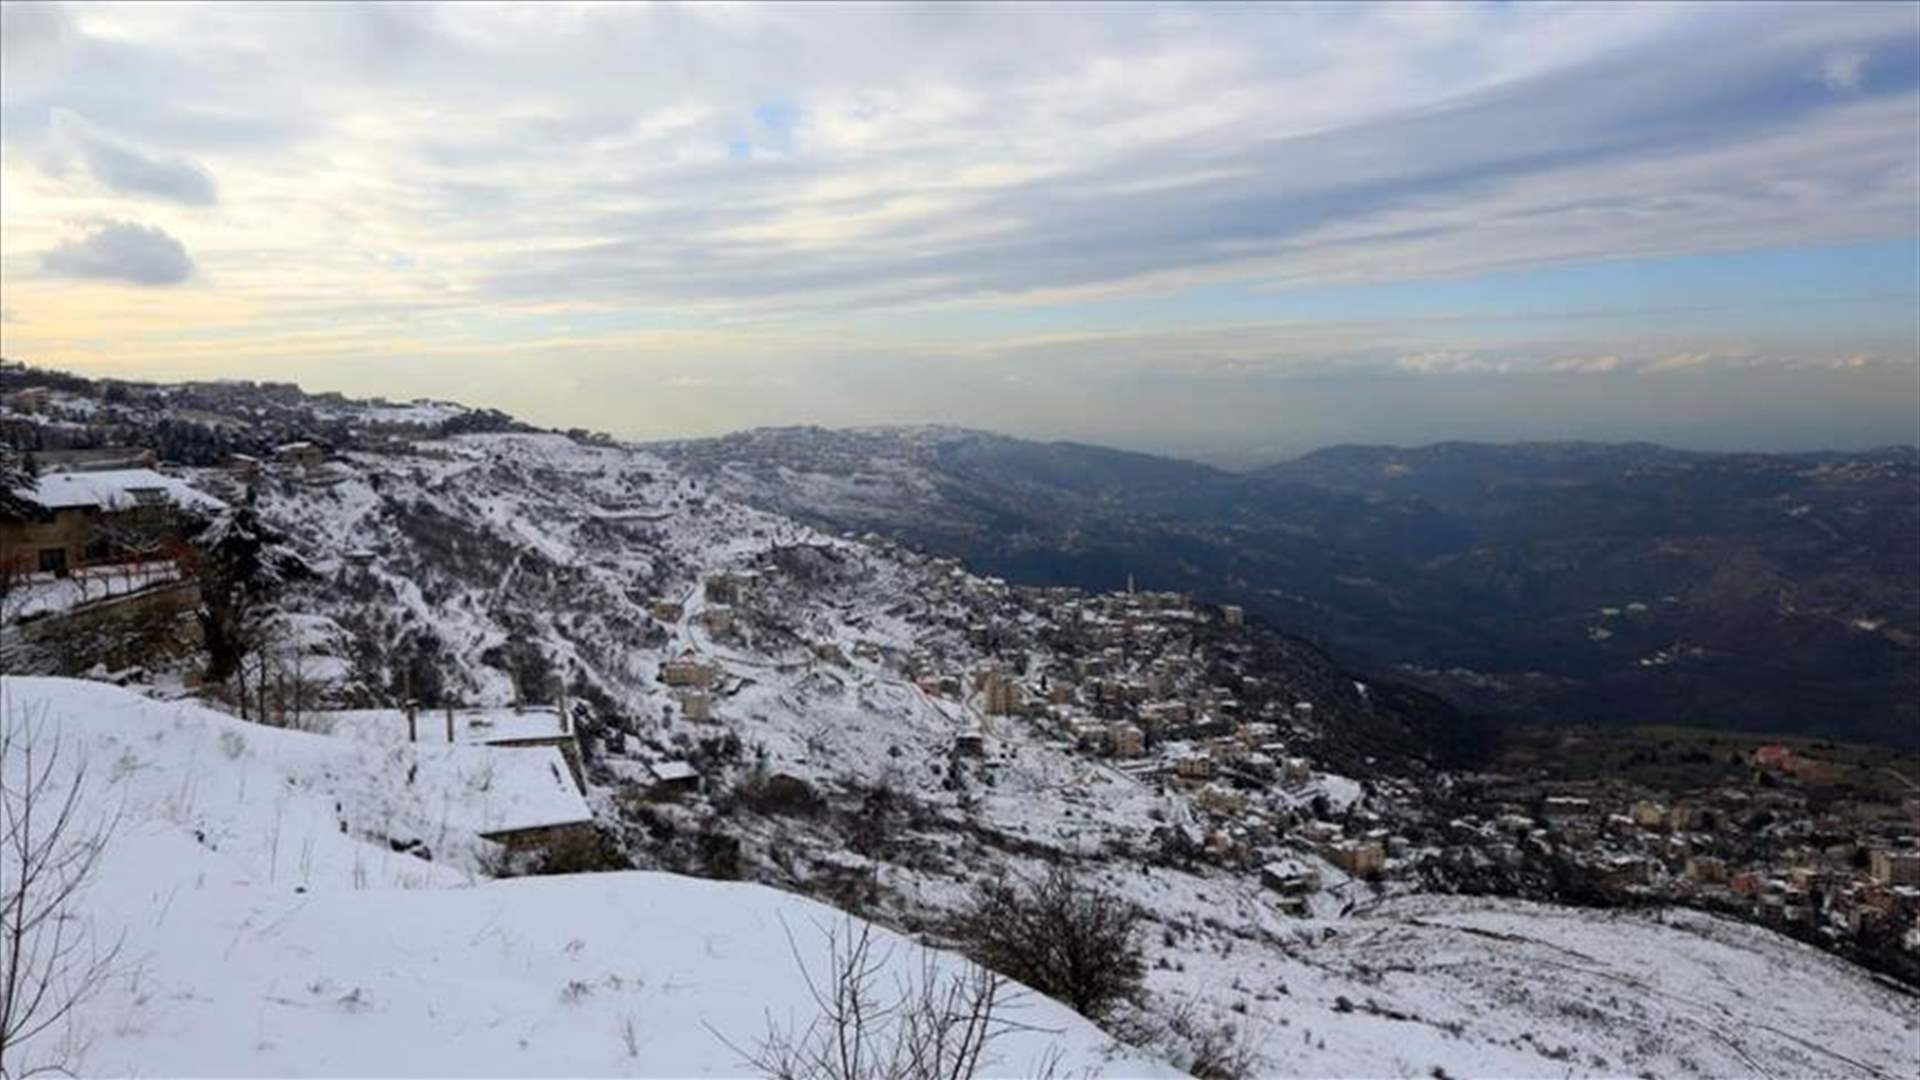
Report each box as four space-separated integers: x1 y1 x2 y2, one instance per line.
659 428 1920 748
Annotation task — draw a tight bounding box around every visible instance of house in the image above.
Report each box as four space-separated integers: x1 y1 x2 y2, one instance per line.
1109 722 1145 758
1869 848 1920 887
677 689 715 722
34 447 159 473
6 386 53 411
225 453 262 481
704 572 757 605
1174 753 1212 780
1 468 222 578
1220 604 1244 627
700 605 736 635
1631 800 1668 829
981 669 1023 716
647 759 700 793
273 441 325 468
1326 839 1388 878
1192 783 1246 816
1686 855 1729 885
1261 857 1322 895
650 599 683 623
659 652 719 688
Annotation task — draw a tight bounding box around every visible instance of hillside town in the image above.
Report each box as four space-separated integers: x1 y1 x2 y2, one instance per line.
3 365 1917 1079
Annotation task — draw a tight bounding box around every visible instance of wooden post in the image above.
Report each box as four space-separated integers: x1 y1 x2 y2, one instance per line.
406 699 417 743
559 680 571 736
446 705 455 744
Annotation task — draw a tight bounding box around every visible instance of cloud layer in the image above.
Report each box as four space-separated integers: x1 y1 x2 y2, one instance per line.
0 1 1913 452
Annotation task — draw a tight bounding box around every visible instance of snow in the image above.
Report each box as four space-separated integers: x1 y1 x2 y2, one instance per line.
5 560 182 619
0 676 1171 1077
25 467 225 512
324 706 571 747
4 677 587 868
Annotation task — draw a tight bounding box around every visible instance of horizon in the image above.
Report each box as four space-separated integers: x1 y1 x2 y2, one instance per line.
3 2 1918 458
10 356 1920 471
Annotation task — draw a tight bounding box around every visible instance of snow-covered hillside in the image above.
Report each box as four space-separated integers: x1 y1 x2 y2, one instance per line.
10 674 1914 1078
191 430 1918 1079
0 677 1169 1078
7 401 1916 1078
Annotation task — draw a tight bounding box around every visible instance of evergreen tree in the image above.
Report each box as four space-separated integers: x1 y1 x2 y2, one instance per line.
183 495 310 685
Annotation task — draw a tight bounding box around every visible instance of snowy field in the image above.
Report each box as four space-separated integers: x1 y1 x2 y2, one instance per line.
0 676 1169 1077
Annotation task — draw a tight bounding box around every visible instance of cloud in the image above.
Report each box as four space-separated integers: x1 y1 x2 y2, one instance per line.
3 2 1914 318
49 108 217 204
1546 355 1623 375
1821 49 1869 91
41 221 195 285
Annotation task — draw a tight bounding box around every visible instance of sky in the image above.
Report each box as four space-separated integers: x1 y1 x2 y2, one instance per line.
0 0 1916 463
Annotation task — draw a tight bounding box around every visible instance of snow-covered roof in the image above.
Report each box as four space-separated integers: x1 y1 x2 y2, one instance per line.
649 760 698 783
323 707 570 747
26 468 225 512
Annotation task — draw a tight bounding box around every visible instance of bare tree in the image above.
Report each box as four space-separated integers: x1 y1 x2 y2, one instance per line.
710 916 1063 1080
90 508 181 593
0 697 123 1077
950 866 1144 1023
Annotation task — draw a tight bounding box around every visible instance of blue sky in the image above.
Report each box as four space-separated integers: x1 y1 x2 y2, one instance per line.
0 1 1915 460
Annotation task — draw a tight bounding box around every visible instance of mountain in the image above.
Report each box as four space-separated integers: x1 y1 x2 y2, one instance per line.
5 371 1917 1077
658 428 1920 747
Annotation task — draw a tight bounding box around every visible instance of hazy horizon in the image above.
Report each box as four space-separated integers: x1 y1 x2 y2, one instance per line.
3 2 1917 458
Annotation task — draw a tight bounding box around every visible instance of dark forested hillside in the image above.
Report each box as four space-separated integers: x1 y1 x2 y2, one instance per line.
663 429 1920 747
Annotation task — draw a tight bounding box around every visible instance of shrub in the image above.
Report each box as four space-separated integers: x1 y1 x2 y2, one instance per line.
949 866 1143 1022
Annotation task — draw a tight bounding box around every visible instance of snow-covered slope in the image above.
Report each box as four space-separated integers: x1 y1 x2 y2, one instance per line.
0 676 1170 1077
12 673 1915 1078
171 431 1917 1078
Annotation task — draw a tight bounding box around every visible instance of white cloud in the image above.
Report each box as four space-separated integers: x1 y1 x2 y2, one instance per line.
1821 49 1869 91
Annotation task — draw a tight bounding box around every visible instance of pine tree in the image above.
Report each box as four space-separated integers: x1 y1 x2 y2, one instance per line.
183 495 310 685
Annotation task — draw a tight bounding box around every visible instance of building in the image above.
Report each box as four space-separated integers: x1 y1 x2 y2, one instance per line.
700 605 736 635
1192 783 1246 816
981 669 1023 716
1 468 221 578
225 453 262 482
1174 753 1212 780
704 572 757 605
1326 840 1388 878
33 447 159 473
1631 800 1669 829
647 759 700 793
650 599 683 623
1220 604 1244 627
1261 857 1322 894
659 652 719 689
1870 848 1920 887
1109 722 1145 758
273 441 325 468
1685 855 1729 885
677 689 714 722
6 386 54 411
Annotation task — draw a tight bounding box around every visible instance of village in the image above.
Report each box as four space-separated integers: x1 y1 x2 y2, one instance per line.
4 367 1917 985
1422 734 1920 981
